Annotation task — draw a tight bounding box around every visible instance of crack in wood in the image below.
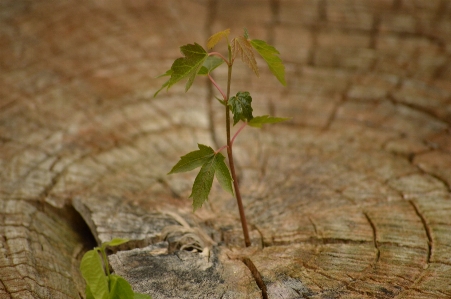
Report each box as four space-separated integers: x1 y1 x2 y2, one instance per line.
363 212 380 264
318 0 327 22
308 216 318 236
409 200 432 264
271 236 373 247
241 257 268 299
156 177 182 199
39 169 66 202
388 93 451 126
322 82 352 131
369 14 381 49
267 0 280 45
414 163 451 193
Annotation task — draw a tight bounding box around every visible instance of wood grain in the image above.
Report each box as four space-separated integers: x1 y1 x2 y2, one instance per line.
1 0 450 298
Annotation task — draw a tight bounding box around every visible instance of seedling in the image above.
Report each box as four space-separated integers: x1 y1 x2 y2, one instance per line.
156 29 289 247
80 238 151 299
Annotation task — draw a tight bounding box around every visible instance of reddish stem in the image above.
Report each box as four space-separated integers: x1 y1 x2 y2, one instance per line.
224 54 251 247
215 144 228 154
208 74 226 100
208 52 229 65
230 121 248 147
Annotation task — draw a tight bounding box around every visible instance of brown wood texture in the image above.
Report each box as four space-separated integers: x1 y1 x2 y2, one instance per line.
1 1 451 298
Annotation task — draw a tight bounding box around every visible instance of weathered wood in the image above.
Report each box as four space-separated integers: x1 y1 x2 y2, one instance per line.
1 0 451 298
0 200 91 298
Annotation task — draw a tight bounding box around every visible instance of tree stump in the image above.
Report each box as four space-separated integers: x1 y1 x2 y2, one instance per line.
1 1 451 298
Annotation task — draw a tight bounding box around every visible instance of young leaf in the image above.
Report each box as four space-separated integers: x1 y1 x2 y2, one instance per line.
168 144 214 174
189 153 233 211
105 238 129 247
80 250 109 299
166 43 208 92
197 56 224 75
243 27 249 39
250 39 286 86
248 115 291 128
228 91 253 125
108 275 134 299
207 29 230 49
232 36 259 77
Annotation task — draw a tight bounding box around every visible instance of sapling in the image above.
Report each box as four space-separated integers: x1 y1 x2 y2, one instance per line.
155 28 289 247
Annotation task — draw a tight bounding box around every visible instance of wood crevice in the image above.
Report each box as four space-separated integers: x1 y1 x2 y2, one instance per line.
409 200 432 265
363 212 381 265
241 257 268 299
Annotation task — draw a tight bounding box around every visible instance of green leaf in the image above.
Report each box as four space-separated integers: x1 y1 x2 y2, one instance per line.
228 91 253 125
165 43 208 92
155 69 173 78
198 56 224 75
214 153 234 196
216 96 226 106
80 250 109 299
134 293 152 299
153 79 170 97
104 238 129 247
207 29 230 49
232 36 259 77
86 285 95 299
153 68 172 98
250 39 286 86
189 153 233 211
108 275 134 299
248 115 291 128
168 144 214 174
190 157 216 211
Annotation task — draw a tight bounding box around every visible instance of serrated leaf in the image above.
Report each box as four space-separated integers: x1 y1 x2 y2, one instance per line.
108 275 134 299
80 250 109 299
207 29 230 49
216 96 226 106
250 39 286 86
153 70 173 97
214 153 234 196
166 43 208 92
155 69 173 78
232 36 259 77
190 156 216 211
153 79 169 97
248 115 291 128
104 238 129 247
198 56 224 75
168 144 214 174
228 91 253 125
189 153 233 211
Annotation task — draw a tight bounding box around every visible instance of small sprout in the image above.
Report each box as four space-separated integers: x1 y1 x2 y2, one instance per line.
156 29 289 247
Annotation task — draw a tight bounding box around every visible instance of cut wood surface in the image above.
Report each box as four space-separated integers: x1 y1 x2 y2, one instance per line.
1 0 451 298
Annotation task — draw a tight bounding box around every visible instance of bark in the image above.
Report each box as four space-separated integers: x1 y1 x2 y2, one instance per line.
1 0 451 299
